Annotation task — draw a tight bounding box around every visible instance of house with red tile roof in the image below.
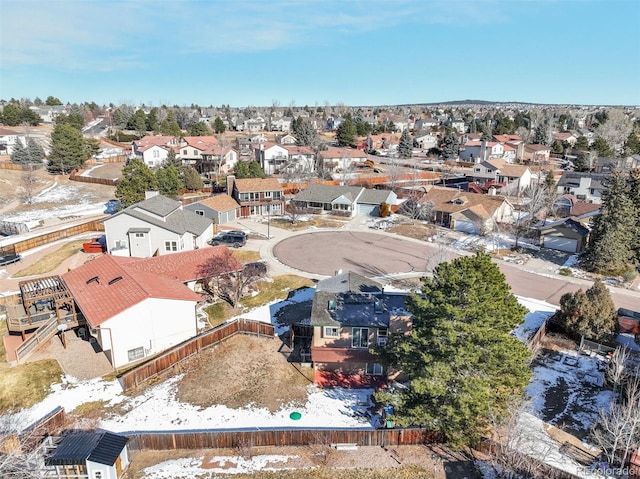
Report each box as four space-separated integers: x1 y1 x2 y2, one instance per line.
255 142 289 175
103 192 214 257
184 194 241 225
226 175 285 218
131 135 180 168
178 136 219 166
63 254 201 368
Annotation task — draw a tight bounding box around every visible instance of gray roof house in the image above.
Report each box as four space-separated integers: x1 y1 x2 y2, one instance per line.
537 217 591 254
292 184 397 217
556 172 608 204
310 271 412 387
103 192 214 257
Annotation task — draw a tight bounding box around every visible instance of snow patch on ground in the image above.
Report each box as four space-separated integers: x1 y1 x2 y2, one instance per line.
143 455 303 477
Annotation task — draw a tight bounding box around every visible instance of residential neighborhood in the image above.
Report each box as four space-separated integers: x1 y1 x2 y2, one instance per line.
1 1 639 477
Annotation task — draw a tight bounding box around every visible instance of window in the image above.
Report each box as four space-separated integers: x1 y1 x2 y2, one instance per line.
193 149 199 156
164 240 178 252
366 363 383 375
134 233 144 238
474 168 481 172
183 149 188 155
264 191 272 198
153 150 159 158
378 328 388 345
352 327 369 348
94 472 103 479
128 346 144 362
195 210 204 216
324 326 339 338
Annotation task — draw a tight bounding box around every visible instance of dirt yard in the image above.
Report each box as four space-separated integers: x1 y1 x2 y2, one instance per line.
124 444 475 479
175 335 314 412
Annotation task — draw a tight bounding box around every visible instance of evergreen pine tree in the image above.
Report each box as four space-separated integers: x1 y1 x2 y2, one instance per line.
234 161 250 179
628 168 640 263
47 123 87 174
398 129 413 159
557 280 617 342
10 141 29 164
336 117 357 147
156 165 182 197
583 170 636 273
115 158 159 207
248 160 266 178
442 132 460 160
376 253 531 448
181 165 203 191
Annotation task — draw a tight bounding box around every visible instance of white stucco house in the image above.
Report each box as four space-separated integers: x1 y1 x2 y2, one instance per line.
103 192 213 257
459 141 505 162
556 172 608 204
62 247 242 368
471 159 533 192
256 142 290 175
0 127 26 155
131 135 180 168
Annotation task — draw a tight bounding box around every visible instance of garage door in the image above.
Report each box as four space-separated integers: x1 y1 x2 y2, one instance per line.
357 203 379 216
543 236 578 253
453 219 478 234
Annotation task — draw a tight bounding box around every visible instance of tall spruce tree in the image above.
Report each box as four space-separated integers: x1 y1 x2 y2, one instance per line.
583 170 637 273
442 132 460 160
156 165 182 197
115 158 158 207
398 129 413 158
47 123 87 174
10 141 29 164
336 116 357 147
376 253 531 448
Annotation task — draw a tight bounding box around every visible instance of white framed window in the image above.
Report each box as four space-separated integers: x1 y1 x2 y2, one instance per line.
153 150 159 158
183 149 188 155
324 327 339 338
352 327 369 348
264 191 272 198
366 363 383 375
377 328 388 345
193 149 199 156
134 232 144 238
195 210 204 216
128 346 144 362
165 240 178 252
94 472 102 479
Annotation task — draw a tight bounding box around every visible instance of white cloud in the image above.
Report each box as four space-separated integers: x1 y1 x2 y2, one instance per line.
1 0 509 72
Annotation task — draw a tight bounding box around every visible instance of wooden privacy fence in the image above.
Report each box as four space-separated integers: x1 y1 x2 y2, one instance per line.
24 407 68 437
69 169 120 186
528 321 547 352
5 218 105 254
127 427 443 451
118 318 275 392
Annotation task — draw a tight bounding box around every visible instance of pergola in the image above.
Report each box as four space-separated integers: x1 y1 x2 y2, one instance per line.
18 275 77 329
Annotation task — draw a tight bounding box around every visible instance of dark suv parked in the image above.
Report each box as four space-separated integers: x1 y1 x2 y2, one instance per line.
208 232 247 248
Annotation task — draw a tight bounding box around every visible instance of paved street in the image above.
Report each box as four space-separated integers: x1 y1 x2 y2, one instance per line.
228 216 640 312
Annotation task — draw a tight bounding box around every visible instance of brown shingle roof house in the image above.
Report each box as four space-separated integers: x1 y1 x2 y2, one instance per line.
420 186 514 234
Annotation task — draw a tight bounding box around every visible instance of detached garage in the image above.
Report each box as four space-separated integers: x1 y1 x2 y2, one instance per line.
538 218 590 254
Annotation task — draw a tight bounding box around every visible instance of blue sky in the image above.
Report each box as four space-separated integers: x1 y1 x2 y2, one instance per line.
1 0 639 107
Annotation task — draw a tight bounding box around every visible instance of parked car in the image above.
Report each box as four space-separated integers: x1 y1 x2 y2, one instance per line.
208 232 246 248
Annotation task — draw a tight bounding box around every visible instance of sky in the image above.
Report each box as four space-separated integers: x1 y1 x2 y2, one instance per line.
1 0 639 108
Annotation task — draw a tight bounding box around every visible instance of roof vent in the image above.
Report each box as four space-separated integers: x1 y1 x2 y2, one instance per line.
108 276 123 286
86 276 100 285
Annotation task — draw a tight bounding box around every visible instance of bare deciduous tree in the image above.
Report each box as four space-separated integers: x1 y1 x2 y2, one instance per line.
591 367 640 468
218 262 267 307
0 412 51 478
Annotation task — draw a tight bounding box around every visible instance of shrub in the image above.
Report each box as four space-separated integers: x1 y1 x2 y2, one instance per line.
558 267 572 276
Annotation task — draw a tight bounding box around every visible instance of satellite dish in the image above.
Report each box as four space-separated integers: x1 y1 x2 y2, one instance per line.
57 324 68 332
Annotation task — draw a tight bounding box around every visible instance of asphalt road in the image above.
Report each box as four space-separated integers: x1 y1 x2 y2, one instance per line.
272 230 640 311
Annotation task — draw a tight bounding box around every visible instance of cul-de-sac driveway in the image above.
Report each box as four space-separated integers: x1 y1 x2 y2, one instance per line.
267 228 640 311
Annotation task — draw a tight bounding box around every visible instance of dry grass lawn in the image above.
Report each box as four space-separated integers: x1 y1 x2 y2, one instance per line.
175 335 313 412
240 275 315 309
232 250 261 263
0 321 63 414
270 217 348 231
388 223 436 241
13 240 87 277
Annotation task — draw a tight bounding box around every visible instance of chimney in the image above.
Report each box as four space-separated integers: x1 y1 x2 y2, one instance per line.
226 175 235 197
488 186 497 196
145 190 159 200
